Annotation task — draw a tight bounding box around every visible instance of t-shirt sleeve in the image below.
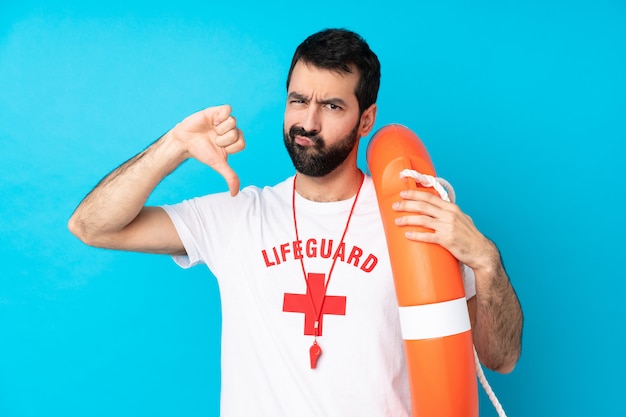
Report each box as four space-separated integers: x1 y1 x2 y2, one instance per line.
462 264 477 299
160 188 259 272
161 203 203 269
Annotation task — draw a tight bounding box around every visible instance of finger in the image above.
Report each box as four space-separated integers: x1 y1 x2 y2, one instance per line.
394 213 437 229
401 189 450 208
209 104 233 126
223 133 246 154
404 230 439 243
215 126 242 148
214 115 237 137
187 105 230 131
395 193 461 221
392 199 447 220
212 159 241 196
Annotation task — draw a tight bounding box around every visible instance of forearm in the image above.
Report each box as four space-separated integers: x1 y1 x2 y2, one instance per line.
68 132 185 246
472 244 523 373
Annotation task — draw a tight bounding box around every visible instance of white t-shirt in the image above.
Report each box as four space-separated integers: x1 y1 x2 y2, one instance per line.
162 174 476 417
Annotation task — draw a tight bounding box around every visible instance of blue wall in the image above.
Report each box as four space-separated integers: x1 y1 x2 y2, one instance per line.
1 1 624 416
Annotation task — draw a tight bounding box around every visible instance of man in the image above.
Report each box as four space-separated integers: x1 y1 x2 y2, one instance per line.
69 28 522 416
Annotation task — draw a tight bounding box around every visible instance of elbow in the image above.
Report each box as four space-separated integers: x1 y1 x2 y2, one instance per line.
68 214 130 250
67 215 99 247
68 214 82 239
492 357 518 374
482 348 521 374
68 215 88 244
474 330 522 374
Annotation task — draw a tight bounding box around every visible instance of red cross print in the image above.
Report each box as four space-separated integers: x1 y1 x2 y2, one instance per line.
283 272 347 336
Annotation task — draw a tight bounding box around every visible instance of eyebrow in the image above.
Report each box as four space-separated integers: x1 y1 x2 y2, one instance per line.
288 92 348 108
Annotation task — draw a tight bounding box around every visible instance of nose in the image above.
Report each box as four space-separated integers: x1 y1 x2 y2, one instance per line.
301 105 321 134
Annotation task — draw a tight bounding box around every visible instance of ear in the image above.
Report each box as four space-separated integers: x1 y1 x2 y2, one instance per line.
358 104 377 136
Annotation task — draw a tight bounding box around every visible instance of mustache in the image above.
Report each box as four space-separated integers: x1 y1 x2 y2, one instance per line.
289 126 323 144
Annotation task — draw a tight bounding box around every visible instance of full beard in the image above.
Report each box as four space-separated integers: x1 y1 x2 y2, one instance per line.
283 122 360 177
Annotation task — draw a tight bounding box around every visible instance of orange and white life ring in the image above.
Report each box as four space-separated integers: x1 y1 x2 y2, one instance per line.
367 124 478 417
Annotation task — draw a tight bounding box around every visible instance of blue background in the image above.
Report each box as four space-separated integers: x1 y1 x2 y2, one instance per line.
1 1 624 416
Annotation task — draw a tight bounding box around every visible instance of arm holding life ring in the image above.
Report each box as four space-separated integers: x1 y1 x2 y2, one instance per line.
392 165 523 373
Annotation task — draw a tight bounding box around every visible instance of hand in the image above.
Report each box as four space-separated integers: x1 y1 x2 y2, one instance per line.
169 104 245 195
392 190 497 271
393 190 523 372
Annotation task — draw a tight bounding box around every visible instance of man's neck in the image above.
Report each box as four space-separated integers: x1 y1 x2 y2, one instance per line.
295 165 364 202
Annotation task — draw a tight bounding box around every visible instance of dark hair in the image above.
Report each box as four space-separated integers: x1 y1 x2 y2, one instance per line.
286 28 381 114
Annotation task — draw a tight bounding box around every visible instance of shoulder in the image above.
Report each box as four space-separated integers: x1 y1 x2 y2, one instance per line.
357 174 382 215
168 176 295 212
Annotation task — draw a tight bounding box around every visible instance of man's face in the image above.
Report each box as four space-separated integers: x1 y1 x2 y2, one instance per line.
283 61 363 177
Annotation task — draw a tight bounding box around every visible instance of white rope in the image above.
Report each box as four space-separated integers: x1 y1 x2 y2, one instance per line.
474 347 507 417
399 169 456 203
399 168 507 417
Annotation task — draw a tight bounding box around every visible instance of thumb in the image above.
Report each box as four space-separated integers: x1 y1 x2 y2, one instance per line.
212 159 240 196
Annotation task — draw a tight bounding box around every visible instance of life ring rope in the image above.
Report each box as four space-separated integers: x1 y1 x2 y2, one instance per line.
398 168 507 417
399 169 456 203
474 347 507 417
